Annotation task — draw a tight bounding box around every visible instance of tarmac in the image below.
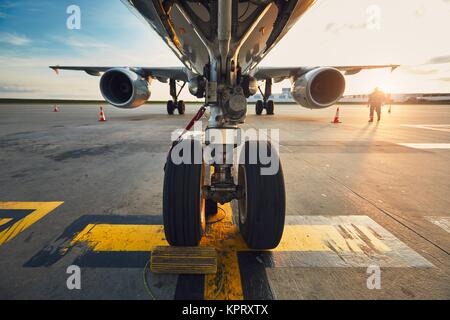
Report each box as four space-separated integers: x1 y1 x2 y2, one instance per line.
0 102 449 299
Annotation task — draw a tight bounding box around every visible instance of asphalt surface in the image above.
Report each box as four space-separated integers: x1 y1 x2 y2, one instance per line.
0 102 449 299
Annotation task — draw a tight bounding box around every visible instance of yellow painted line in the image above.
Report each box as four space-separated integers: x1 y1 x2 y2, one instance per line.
67 204 392 300
69 222 391 254
0 202 63 245
70 224 167 251
0 218 13 227
202 203 245 300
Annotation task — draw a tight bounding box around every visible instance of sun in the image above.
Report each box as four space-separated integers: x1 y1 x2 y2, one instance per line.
371 71 400 94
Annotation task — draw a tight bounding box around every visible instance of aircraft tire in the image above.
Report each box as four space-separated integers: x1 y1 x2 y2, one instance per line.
177 100 186 115
237 140 286 249
167 100 175 115
255 100 264 115
266 100 274 115
163 139 205 246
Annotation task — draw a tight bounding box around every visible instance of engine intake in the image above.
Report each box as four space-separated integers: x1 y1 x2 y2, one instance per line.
292 67 345 109
100 68 150 108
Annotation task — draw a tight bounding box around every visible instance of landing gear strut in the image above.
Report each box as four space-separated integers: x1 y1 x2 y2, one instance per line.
167 78 186 115
255 78 275 115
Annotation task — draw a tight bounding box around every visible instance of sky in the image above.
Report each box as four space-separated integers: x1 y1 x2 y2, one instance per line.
0 0 450 100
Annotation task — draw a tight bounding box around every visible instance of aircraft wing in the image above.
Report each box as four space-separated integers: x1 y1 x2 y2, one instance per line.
49 66 191 82
252 64 399 82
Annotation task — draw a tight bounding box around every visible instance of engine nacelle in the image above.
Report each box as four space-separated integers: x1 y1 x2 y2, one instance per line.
292 67 345 109
100 68 150 108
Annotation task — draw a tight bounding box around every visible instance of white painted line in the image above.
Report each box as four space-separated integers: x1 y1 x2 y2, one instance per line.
401 124 450 133
425 216 450 234
398 143 450 149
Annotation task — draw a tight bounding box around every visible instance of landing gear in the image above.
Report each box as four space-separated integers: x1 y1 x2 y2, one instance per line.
255 78 275 115
166 100 175 115
163 139 205 246
163 23 286 248
266 100 274 115
167 79 186 115
177 100 185 114
255 99 274 115
237 140 285 249
255 100 264 115
163 137 286 249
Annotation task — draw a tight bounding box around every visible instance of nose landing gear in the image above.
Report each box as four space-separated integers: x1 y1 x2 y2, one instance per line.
162 137 285 250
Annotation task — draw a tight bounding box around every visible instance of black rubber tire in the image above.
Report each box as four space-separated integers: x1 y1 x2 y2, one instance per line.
167 100 175 115
266 100 274 115
255 100 263 115
177 100 186 115
163 139 204 246
238 140 285 249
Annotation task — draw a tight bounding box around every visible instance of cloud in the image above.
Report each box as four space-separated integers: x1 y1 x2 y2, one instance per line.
0 85 35 93
437 77 450 82
402 66 439 75
0 32 31 46
0 1 17 19
51 35 112 50
426 55 450 64
0 1 16 10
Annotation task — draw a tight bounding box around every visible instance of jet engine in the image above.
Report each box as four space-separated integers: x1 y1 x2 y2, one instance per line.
99 68 151 108
292 67 345 109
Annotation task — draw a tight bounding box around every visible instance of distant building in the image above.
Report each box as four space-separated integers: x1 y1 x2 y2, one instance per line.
248 87 294 102
340 93 450 104
248 88 450 104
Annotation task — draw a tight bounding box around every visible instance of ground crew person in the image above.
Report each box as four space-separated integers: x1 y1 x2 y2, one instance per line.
368 87 386 122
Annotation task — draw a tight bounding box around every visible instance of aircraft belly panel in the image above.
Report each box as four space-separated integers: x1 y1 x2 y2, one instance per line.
237 4 278 74
123 0 317 75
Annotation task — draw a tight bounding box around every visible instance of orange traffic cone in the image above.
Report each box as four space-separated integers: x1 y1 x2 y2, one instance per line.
98 106 107 122
53 105 60 112
331 107 341 123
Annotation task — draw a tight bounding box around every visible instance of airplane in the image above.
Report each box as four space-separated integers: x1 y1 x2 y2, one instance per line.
50 0 398 250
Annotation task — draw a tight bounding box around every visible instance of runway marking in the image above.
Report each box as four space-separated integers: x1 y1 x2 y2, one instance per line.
54 206 430 300
70 224 167 251
425 216 450 234
26 207 432 299
397 143 450 149
0 218 13 227
401 124 450 133
0 202 63 245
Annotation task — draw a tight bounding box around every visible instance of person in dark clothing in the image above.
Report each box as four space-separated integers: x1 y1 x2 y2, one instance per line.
368 87 386 122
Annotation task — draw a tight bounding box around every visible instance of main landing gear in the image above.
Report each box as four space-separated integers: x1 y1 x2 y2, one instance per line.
167 78 186 115
255 78 275 115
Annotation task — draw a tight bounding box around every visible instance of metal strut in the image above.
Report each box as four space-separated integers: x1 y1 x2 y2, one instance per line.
258 78 272 103
169 79 186 103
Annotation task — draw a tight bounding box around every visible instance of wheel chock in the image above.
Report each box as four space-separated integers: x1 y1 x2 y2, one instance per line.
150 246 217 275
